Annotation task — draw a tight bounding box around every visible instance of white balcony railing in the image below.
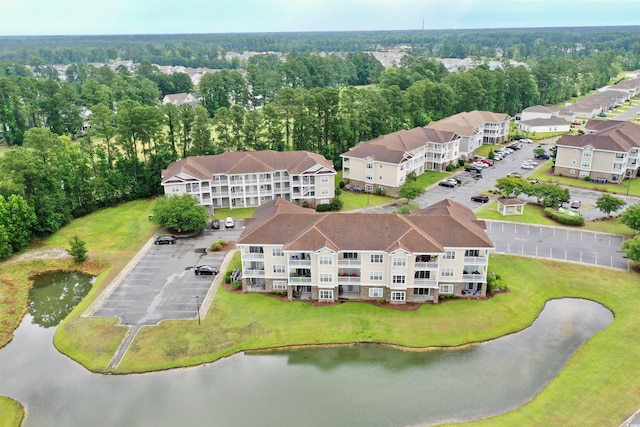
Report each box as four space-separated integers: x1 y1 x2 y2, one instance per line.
413 279 437 286
463 257 487 264
415 262 438 269
243 269 265 278
462 273 485 281
289 277 312 283
338 259 361 267
289 259 311 267
243 253 264 260
337 276 361 284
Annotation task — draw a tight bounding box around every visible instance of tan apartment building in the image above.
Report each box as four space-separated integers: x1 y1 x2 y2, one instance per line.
161 151 336 213
426 110 510 160
555 121 640 183
340 127 460 196
237 198 494 304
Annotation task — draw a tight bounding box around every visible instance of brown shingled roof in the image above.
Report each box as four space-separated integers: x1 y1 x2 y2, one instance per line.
557 121 640 152
427 110 510 136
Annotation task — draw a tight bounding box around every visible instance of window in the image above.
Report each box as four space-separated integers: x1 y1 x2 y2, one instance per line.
391 291 406 302
320 256 332 265
321 176 329 183
583 151 592 157
370 254 383 263
369 288 383 298
570 169 576 175
414 271 431 279
392 275 406 284
171 185 180 193
249 246 264 254
441 268 454 277
365 184 373 192
370 272 383 281
319 289 334 300
413 288 430 295
321 188 329 195
320 273 333 283
273 281 287 290
343 252 358 259
272 248 283 257
581 162 591 168
465 249 480 257
439 284 454 294
444 251 456 260
366 162 374 169
365 174 373 181
392 257 406 267
273 265 285 273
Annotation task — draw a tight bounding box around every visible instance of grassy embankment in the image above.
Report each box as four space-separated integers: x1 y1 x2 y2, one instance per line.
0 396 24 427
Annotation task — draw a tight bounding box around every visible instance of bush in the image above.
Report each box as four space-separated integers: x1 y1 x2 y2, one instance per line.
67 235 88 263
375 187 385 196
458 158 465 167
339 181 346 189
446 164 455 172
544 208 585 225
487 272 507 293
334 187 341 196
584 176 591 181
209 240 227 251
231 281 242 290
316 203 332 212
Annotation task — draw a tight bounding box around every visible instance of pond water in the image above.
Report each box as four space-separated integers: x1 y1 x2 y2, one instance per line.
0 280 612 427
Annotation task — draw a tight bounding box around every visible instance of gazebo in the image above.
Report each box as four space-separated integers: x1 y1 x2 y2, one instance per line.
497 198 525 216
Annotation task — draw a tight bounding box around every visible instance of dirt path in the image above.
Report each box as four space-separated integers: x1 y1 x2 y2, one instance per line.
4 248 71 264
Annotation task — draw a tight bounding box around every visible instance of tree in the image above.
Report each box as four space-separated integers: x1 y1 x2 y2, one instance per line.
398 181 424 204
595 194 626 217
620 203 640 234
531 184 570 208
534 147 546 157
622 236 640 262
495 176 529 198
67 235 88 263
151 194 208 233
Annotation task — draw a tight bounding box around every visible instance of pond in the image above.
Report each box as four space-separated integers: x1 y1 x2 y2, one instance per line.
0 291 612 426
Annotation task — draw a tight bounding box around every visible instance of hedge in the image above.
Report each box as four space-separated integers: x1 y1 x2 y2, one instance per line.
543 208 585 225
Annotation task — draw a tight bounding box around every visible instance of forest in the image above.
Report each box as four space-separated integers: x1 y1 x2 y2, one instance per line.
0 27 636 259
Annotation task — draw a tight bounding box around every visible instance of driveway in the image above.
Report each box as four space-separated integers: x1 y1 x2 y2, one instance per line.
85 223 243 326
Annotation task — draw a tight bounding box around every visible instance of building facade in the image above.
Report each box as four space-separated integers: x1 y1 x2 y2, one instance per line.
554 121 640 182
340 127 460 196
237 198 494 304
161 151 336 213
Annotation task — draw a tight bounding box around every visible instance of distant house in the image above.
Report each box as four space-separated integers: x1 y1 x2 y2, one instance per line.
161 93 199 108
426 110 510 160
237 198 494 303
161 150 336 213
340 127 461 196
554 120 640 182
519 105 558 122
518 117 571 133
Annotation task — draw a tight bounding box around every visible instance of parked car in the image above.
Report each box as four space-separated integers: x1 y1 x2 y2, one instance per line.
571 121 581 126
534 153 550 160
479 158 494 166
225 217 235 229
155 235 176 245
194 265 219 275
493 154 504 161
519 138 533 144
464 165 482 173
523 160 538 166
473 162 489 169
508 142 522 150
471 194 490 203
507 172 521 178
570 200 582 209
438 179 457 188
598 112 607 117
521 163 535 170
211 219 220 230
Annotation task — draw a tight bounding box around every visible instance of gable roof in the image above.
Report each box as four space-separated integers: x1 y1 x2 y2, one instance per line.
557 120 640 152
426 110 510 137
522 105 556 114
342 127 458 163
161 151 336 184
238 198 493 252
520 117 570 127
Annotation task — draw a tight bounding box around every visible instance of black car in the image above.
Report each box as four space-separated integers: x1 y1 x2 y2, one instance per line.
438 179 457 188
464 165 482 173
211 219 220 230
534 153 550 160
194 265 219 275
154 235 176 245
471 194 490 203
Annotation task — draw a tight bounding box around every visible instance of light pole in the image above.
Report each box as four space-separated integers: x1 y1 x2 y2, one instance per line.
195 296 201 325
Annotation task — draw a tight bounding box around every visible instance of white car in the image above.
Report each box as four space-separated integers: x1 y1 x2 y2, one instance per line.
520 138 533 144
523 160 538 166
473 162 489 169
225 217 235 229
521 163 535 170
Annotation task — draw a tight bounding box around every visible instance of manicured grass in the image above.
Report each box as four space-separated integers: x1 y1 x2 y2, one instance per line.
212 207 256 220
529 163 640 196
339 190 394 210
0 396 24 427
415 170 450 188
475 202 557 226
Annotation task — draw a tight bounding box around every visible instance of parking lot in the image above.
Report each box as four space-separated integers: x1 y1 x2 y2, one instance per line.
486 221 628 270
88 222 243 326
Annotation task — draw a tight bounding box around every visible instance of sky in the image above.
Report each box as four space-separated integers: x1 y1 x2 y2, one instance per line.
0 0 637 36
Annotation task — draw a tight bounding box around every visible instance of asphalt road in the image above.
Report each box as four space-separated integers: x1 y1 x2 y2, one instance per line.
90 224 243 326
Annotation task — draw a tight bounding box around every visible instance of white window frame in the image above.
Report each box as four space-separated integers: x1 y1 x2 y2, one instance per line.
439 284 454 294
369 271 383 281
441 268 454 277
392 275 406 284
444 251 456 260
319 256 333 265
370 254 383 263
321 188 329 196
171 185 180 193
392 257 406 267
272 248 284 257
273 281 287 290
273 264 285 274
320 273 333 283
368 288 383 298
319 289 334 300
366 162 374 169
365 174 373 182
321 176 330 183
391 291 406 302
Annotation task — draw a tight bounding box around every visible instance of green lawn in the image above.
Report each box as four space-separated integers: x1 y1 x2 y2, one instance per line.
0 396 24 427
529 163 640 196
211 207 256 220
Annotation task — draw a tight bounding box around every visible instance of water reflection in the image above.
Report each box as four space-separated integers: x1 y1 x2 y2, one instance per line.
0 298 612 427
28 271 95 327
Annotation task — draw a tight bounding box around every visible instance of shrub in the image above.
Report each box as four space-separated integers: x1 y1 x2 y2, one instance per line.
334 187 341 196
67 235 88 263
231 281 242 290
544 208 585 225
209 240 227 251
446 164 455 172
339 181 346 189
487 272 507 293
375 187 385 196
458 158 465 167
584 176 591 181
316 203 331 212
376 298 384 305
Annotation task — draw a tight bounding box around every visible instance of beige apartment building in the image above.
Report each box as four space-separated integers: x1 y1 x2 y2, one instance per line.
161 151 336 213
555 121 640 182
340 127 460 196
237 198 494 304
426 110 511 160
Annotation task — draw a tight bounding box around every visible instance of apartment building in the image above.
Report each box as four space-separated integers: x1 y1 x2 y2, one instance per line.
161 150 336 213
426 110 510 160
340 127 460 196
237 198 494 304
555 120 640 182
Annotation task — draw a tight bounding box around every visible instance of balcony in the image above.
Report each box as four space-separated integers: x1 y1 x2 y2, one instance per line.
413 279 437 286
244 269 265 278
289 259 311 267
337 275 361 284
463 256 487 264
243 253 264 260
462 273 485 281
289 276 312 284
338 259 361 267
415 261 438 269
